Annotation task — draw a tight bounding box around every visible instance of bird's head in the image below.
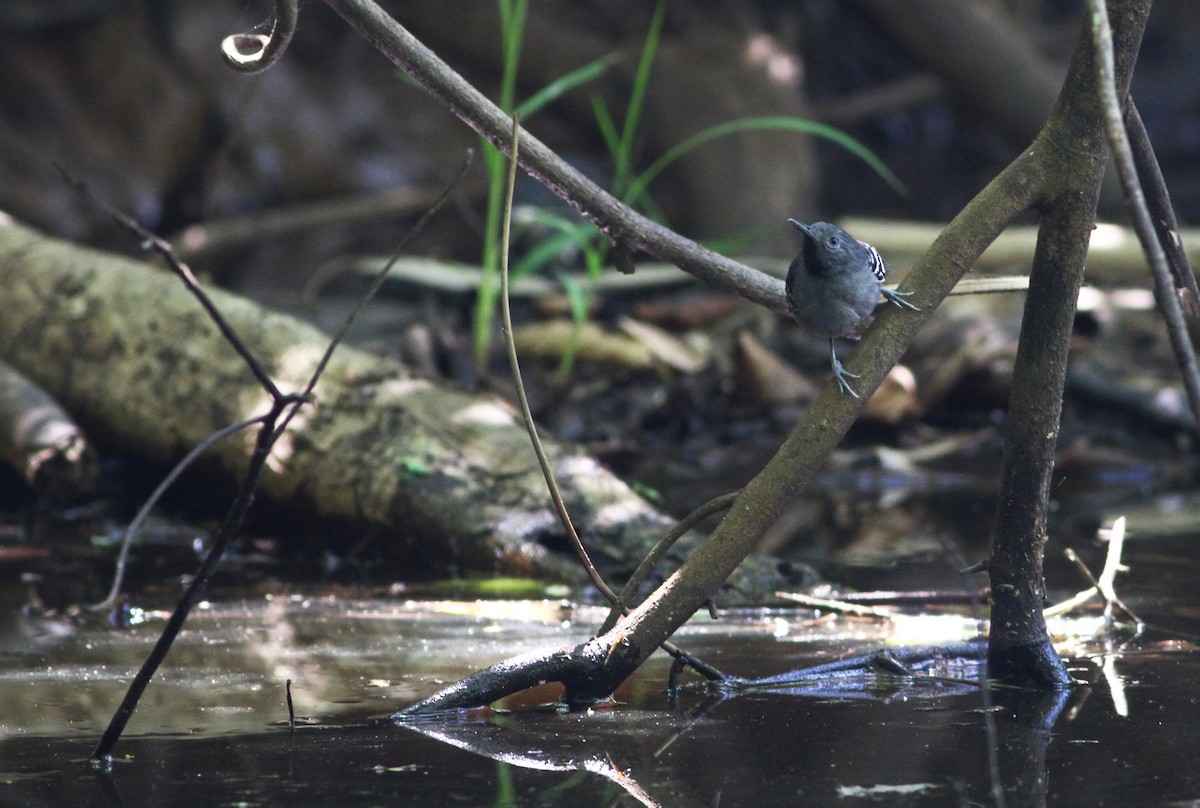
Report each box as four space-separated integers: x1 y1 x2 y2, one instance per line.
788 219 854 255
787 218 869 277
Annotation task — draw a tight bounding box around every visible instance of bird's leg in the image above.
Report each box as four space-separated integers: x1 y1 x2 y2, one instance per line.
829 338 861 398
881 287 920 311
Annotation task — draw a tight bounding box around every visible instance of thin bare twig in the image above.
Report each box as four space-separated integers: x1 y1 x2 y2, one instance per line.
91 401 292 764
92 415 267 612
1089 0 1200 438
599 490 738 634
286 150 473 424
58 169 284 400
497 118 619 605
1124 104 1200 307
86 150 469 762
493 119 722 678
1046 517 1142 627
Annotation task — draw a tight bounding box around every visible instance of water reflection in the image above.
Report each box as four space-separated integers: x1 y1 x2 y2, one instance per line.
0 534 1198 806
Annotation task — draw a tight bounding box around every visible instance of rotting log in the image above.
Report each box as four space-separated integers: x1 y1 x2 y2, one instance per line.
0 358 97 501
0 218 676 580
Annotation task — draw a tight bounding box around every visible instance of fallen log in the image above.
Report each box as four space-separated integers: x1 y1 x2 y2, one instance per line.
0 217 678 580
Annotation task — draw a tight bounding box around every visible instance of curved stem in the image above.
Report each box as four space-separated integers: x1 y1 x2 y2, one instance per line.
92 416 266 612
221 0 299 74
497 119 620 606
598 491 739 635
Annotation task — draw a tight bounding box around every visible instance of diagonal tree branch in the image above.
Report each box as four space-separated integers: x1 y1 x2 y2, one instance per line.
218 0 1156 710
321 0 785 313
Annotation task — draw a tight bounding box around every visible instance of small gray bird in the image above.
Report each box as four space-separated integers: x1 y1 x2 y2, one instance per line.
785 219 918 398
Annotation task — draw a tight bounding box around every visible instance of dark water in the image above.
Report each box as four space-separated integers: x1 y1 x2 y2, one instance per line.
1 535 1198 807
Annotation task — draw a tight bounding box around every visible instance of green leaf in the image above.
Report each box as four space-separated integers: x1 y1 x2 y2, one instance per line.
401 456 429 476
556 272 592 376
515 53 619 120
590 95 621 155
510 230 587 278
630 481 663 502
497 0 529 113
558 272 591 323
625 116 909 208
613 0 667 195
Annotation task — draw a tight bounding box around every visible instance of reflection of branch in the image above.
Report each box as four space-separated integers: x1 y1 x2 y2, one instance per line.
404 719 661 808
992 687 1073 808
711 642 985 696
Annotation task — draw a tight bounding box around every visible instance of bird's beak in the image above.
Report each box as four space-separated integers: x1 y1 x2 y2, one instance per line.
787 218 813 238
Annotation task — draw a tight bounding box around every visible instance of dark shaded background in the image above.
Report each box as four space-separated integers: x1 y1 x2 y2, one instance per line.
1 1 1197 290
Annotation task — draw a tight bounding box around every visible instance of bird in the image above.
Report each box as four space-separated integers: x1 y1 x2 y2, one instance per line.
784 219 918 398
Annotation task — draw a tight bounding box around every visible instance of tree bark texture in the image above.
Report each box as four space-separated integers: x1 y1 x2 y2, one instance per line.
987 0 1150 687
0 219 677 580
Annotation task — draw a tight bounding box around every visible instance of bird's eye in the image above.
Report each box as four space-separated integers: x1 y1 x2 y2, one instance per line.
827 236 840 248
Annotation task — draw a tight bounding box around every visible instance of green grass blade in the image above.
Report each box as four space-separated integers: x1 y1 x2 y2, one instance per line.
511 229 592 278
625 116 909 208
497 0 528 113
590 95 621 156
614 0 667 195
516 53 619 120
476 0 529 370
556 272 591 376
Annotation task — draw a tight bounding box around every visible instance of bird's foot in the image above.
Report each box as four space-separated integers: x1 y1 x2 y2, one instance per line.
881 287 920 311
831 357 861 398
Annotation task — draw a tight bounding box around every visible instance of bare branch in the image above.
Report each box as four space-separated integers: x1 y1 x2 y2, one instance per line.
1088 0 1200 438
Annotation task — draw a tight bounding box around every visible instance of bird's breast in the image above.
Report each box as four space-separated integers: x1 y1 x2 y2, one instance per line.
786 266 880 338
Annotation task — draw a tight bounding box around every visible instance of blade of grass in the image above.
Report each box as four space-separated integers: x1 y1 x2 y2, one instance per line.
475 0 530 371
516 53 620 120
510 226 596 279
591 95 621 156
497 0 528 110
475 142 506 366
556 271 590 377
613 0 667 197
625 116 909 209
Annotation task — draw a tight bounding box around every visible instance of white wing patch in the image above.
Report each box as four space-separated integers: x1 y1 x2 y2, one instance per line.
860 241 887 283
